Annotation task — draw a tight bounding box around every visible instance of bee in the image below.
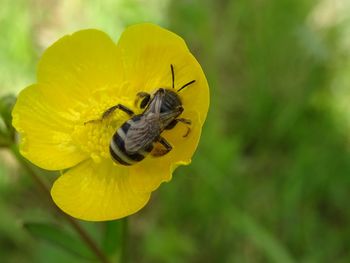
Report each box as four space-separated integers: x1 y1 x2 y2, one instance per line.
98 64 195 166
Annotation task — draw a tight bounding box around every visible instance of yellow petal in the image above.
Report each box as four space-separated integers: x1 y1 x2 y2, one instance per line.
51 159 151 221
12 84 88 170
12 29 126 170
37 29 124 112
117 23 210 122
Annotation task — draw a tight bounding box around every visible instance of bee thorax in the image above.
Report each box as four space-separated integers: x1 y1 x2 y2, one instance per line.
160 90 182 113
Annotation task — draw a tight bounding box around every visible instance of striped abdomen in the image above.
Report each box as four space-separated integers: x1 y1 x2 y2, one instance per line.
109 116 153 166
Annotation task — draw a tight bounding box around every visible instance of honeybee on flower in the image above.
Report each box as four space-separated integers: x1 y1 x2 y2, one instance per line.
12 23 209 221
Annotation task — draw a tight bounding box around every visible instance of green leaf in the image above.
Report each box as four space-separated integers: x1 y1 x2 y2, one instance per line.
24 222 95 260
228 209 295 263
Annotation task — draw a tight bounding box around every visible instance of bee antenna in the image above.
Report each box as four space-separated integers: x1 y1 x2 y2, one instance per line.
177 80 196 92
171 64 175 89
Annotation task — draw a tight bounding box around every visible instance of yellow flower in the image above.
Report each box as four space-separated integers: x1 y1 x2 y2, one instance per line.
12 23 209 221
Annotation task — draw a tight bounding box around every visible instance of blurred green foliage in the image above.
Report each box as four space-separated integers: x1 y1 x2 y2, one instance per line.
1 0 350 262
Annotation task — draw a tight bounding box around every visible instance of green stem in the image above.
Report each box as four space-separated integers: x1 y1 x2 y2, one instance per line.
10 145 110 263
120 217 129 263
0 132 10 147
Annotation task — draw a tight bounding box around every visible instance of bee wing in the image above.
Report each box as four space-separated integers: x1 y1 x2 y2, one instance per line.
124 115 160 153
145 89 164 115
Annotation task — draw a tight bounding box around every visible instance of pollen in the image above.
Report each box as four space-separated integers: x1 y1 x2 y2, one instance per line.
72 96 135 163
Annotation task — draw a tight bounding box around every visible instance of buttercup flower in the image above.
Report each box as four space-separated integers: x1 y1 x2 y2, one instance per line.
12 23 209 221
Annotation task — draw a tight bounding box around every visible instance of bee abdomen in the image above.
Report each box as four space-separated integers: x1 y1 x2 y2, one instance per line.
109 121 152 166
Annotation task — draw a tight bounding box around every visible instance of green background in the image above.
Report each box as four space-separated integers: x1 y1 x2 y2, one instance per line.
1 0 350 262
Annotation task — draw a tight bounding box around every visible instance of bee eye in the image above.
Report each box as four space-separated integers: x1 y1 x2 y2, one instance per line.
135 92 151 109
140 95 150 109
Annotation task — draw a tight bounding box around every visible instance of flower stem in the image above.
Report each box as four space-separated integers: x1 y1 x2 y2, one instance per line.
10 145 110 263
120 217 129 263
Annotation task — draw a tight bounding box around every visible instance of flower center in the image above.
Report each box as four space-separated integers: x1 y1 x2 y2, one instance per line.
71 93 136 163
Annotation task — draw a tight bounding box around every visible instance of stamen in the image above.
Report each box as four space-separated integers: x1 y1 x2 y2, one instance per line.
72 97 134 163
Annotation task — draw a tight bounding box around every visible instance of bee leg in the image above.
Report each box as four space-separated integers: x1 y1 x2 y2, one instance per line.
102 104 134 118
165 118 191 137
84 104 134 125
182 126 191 138
177 118 191 137
135 92 151 109
151 137 173 157
165 119 178 130
177 118 191 125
